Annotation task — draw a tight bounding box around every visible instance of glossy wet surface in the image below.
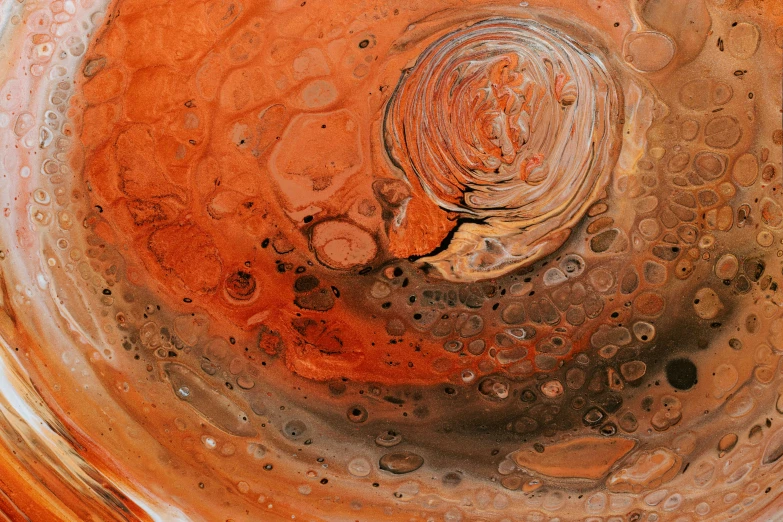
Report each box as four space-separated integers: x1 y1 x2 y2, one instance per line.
0 0 782 520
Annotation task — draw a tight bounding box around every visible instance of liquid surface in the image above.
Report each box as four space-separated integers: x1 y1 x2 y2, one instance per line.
0 0 781 520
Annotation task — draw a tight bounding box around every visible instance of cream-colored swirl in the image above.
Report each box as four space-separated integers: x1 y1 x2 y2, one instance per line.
385 18 622 281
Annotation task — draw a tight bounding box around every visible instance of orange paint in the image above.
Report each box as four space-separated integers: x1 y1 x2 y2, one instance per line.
0 0 781 520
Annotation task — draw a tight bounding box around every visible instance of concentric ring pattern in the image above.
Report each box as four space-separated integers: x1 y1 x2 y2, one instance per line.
385 18 620 280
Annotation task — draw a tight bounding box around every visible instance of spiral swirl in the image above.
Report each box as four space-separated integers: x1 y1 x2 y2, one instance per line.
385 18 622 280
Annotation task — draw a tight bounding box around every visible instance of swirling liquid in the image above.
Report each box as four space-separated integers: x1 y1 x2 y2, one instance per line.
385 17 622 280
0 0 781 521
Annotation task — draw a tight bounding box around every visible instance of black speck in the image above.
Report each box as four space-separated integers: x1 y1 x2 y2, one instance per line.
665 358 698 390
